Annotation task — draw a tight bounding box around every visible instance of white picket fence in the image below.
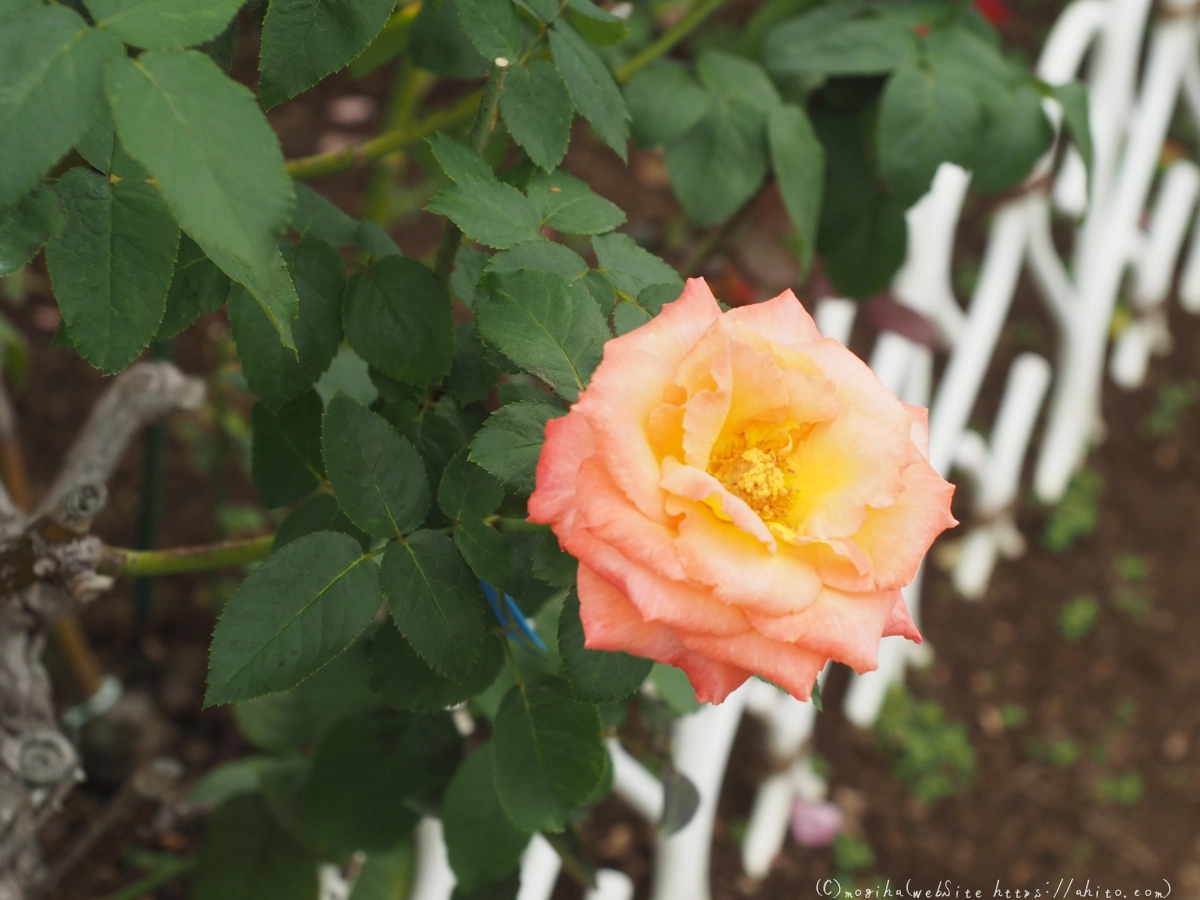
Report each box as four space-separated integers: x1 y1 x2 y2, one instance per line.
392 1 1200 897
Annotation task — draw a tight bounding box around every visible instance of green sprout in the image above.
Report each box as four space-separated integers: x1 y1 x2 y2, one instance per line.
1146 379 1200 438
1042 468 1103 553
1059 595 1099 642
1098 771 1143 806
876 686 975 805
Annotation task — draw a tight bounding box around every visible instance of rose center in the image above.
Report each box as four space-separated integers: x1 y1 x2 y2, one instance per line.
709 439 793 524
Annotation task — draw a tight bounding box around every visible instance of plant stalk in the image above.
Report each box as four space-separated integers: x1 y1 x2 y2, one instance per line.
100 534 274 579
615 0 731 84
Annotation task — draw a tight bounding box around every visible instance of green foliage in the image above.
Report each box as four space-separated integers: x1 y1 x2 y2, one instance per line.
999 703 1028 729
1058 594 1099 642
876 685 975 805
1113 553 1150 582
1098 770 1143 807
832 833 875 875
1042 467 1103 553
7 0 1068 883
491 677 608 832
1146 379 1200 437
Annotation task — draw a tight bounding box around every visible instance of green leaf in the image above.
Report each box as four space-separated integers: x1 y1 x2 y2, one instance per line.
511 0 558 24
456 0 524 63
228 235 344 408
549 21 629 160
877 62 980 205
410 0 489 80
446 321 499 404
205 531 382 706
0 186 64 277
381 530 486 681
252 391 325 509
233 639 379 752
581 269 616 316
44 166 178 373
426 180 543 249
306 709 460 852
274 492 370 551
762 3 918 78
475 268 608 401
427 133 495 183
444 744 531 893
194 794 319 900
85 0 244 49
454 520 516 594
343 256 454 388
1053 80 1093 178
369 619 503 712
0 6 122 208
75 98 116 173
452 874 521 900
188 756 273 808
349 8 416 78
649 662 700 715
968 83 1052 194
469 401 563 493
666 95 768 226
156 235 230 340
451 243 489 305
259 0 395 108
491 677 607 832
322 394 431 539
0 0 40 22
565 0 627 45
384 397 473 487
347 844 415 900
591 232 682 297
486 241 588 280
559 592 651 703
525 171 625 234
106 50 298 346
532 534 576 588
624 60 707 149
439 448 504 522
292 182 359 246
696 50 781 114
767 103 824 274
501 60 574 172
815 109 907 299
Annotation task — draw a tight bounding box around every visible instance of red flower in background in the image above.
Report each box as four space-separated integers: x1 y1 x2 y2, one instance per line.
974 0 1011 25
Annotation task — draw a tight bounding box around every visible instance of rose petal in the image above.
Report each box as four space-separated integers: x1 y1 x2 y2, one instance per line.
577 563 750 704
676 629 826 701
576 279 721 524
528 410 595 541
565 526 750 636
742 586 903 672
725 289 822 348
882 592 921 641
673 504 825 616
575 456 689 583
660 458 776 549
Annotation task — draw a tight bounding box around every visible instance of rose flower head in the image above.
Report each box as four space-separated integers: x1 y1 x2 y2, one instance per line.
528 279 957 704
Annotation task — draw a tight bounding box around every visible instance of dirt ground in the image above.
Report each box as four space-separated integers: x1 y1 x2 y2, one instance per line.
14 0 1200 896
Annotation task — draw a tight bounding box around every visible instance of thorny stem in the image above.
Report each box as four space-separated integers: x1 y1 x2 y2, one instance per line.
363 59 433 226
432 63 510 283
285 91 482 181
283 0 727 183
99 534 274 579
614 0 732 84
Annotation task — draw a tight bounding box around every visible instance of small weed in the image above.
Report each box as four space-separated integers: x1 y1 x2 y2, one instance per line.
1146 379 1200 438
1042 468 1103 553
999 704 1028 728
1026 737 1080 767
1113 696 1137 729
1113 554 1150 582
1112 585 1155 622
1059 595 1099 642
833 833 875 874
876 686 976 805
1098 771 1144 806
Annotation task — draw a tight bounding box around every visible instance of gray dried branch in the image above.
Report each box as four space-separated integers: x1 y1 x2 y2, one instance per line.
0 362 205 900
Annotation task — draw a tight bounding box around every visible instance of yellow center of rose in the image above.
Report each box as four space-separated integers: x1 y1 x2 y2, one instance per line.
709 436 794 524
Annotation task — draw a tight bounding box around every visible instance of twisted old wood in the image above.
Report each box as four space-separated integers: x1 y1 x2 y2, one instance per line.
0 362 203 900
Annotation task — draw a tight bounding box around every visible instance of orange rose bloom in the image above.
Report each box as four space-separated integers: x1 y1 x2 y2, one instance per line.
528 279 957 704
